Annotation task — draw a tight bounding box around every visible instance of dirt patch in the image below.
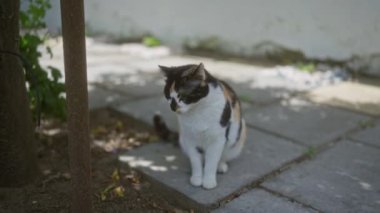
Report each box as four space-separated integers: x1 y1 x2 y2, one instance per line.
0 108 188 213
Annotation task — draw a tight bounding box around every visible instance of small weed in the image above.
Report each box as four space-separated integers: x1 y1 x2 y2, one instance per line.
296 62 316 73
143 36 161 47
305 147 317 158
239 95 251 102
184 36 221 52
197 36 220 51
358 120 375 129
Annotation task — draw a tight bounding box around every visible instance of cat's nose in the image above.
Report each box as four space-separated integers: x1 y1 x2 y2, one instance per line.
170 98 178 112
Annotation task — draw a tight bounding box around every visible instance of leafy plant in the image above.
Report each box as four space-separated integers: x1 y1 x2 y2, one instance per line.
296 62 316 73
239 95 251 103
142 36 161 47
20 0 66 120
358 119 375 129
184 36 221 52
305 146 317 158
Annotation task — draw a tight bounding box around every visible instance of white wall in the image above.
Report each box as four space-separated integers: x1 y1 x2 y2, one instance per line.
44 0 380 72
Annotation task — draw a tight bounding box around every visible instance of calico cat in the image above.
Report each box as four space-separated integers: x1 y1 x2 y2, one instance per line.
155 63 247 189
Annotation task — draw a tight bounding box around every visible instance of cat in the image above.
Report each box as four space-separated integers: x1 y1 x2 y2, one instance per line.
155 63 247 189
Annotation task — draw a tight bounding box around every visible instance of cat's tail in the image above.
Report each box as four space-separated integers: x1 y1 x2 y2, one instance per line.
153 112 179 145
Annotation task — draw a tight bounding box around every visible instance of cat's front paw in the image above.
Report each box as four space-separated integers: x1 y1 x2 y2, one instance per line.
217 162 228 174
190 175 202 187
202 176 217 189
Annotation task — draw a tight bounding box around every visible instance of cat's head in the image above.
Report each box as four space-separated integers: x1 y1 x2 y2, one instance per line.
159 63 210 114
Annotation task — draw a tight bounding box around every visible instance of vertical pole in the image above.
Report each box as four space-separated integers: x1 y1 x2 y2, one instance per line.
60 0 92 212
0 0 37 187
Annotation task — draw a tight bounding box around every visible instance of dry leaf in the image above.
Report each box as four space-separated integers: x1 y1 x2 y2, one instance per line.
111 169 120 182
113 186 125 197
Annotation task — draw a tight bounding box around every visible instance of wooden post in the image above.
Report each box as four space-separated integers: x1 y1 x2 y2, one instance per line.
60 0 92 212
0 0 37 187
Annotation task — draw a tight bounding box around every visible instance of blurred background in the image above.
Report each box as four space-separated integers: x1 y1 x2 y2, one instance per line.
39 0 380 76
2 0 379 212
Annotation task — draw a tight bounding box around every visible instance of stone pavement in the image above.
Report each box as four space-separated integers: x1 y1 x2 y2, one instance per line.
42 38 380 212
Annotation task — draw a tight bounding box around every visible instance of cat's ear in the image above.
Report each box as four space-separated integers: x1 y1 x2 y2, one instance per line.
193 63 206 81
183 63 206 80
158 65 171 76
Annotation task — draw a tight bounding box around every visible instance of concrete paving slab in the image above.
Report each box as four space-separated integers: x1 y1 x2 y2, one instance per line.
350 120 380 148
115 96 178 130
89 59 293 104
118 128 305 209
95 71 165 97
123 55 260 81
305 82 380 116
213 189 316 213
88 85 130 110
126 55 216 73
244 99 370 146
115 96 255 131
41 37 345 106
213 65 349 105
228 80 294 105
263 140 380 213
87 65 137 83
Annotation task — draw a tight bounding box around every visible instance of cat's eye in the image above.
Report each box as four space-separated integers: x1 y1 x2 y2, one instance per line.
180 93 192 102
182 76 192 83
178 94 184 102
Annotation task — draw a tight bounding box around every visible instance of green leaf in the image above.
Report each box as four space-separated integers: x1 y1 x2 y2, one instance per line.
239 95 251 102
296 62 316 73
46 46 53 58
305 147 317 158
21 0 67 121
143 36 161 47
49 66 62 81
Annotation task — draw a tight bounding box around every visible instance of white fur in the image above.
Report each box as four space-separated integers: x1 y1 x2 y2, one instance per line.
169 83 245 189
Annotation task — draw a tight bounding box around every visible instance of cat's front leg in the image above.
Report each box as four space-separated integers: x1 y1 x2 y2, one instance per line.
180 133 203 187
186 148 203 186
203 139 225 189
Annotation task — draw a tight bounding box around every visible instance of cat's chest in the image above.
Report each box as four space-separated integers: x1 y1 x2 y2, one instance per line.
178 104 221 130
178 113 223 148
179 112 213 132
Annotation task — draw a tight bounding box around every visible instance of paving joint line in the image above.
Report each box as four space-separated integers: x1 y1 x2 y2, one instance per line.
90 82 161 101
211 152 314 210
241 97 282 108
212 139 343 210
245 96 376 150
240 90 303 108
212 123 366 210
301 121 372 159
299 94 379 118
348 138 380 150
246 123 309 148
250 130 368 212
287 89 380 119
257 186 324 213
